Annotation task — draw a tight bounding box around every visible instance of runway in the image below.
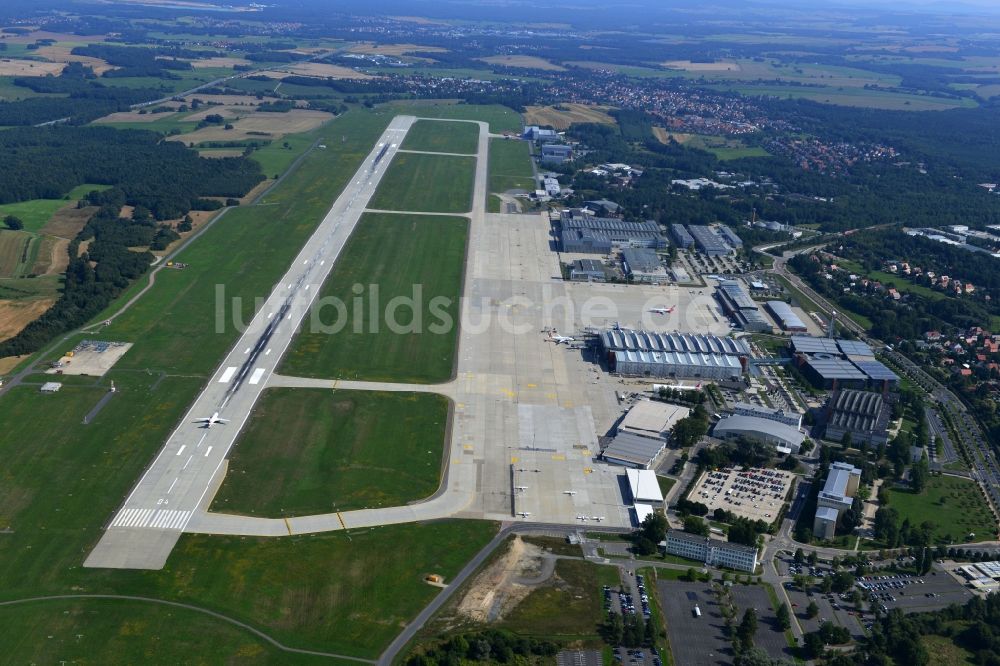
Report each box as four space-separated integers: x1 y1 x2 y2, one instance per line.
84 115 417 570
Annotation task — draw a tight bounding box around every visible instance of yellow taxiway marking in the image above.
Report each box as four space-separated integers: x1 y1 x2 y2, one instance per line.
283 517 293 535
551 454 566 461
562 401 574 408
336 512 347 529
526 383 537 388
583 467 593 474
511 456 519 463
456 402 464 409
463 444 474 450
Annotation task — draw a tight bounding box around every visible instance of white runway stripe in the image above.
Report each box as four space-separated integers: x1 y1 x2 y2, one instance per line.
218 366 237 383
249 368 266 385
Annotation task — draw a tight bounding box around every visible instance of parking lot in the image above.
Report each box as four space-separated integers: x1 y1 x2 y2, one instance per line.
783 583 866 640
728 585 796 662
689 467 794 524
658 581 732 666
858 569 973 614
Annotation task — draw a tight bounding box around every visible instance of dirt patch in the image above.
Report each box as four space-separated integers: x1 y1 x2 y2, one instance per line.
260 63 373 80
39 204 94 239
30 236 69 276
479 55 566 71
77 238 92 258
165 108 333 145
33 45 114 75
190 56 251 68
652 127 694 144
0 298 55 342
348 42 447 56
0 59 63 76
455 536 546 623
524 103 616 129
662 59 740 72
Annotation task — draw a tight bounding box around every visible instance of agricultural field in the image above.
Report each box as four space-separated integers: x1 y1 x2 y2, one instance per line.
348 42 448 57
666 58 901 89
368 153 475 214
401 118 479 155
164 109 334 146
886 475 997 544
259 62 372 79
523 102 616 129
651 128 770 159
721 83 977 110
211 389 448 515
0 230 35 278
280 212 468 383
479 55 566 71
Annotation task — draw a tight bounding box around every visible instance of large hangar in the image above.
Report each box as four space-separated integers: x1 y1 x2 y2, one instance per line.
600 330 750 380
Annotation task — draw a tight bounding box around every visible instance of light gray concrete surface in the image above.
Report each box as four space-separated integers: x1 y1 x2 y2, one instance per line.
84 116 418 569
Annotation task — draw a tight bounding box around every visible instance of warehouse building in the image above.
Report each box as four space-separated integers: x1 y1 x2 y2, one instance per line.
688 225 734 256
824 389 890 448
813 461 862 539
626 468 664 503
790 335 899 391
665 530 759 572
540 143 573 163
621 247 669 284
716 280 772 332
717 225 744 249
618 399 691 441
603 432 667 468
523 126 560 143
766 301 808 333
600 330 750 380
585 199 622 217
671 223 694 249
558 210 667 253
568 258 607 282
712 415 806 454
730 402 802 428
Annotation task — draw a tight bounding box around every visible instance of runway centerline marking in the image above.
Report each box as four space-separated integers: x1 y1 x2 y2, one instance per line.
183 455 193 470
167 477 179 494
204 446 213 457
176 445 186 456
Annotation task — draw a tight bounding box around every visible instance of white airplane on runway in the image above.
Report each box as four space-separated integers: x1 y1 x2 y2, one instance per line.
195 412 229 428
577 515 588 521
591 516 605 522
518 511 532 517
564 490 577 495
649 306 675 314
547 332 575 344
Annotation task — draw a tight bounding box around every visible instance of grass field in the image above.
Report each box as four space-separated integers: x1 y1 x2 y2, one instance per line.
922 634 975 666
211 389 448 515
280 212 468 383
401 118 479 155
0 229 34 278
0 199 71 234
523 103 616 129
0 598 333 665
384 100 522 134
886 475 997 544
499 559 619 642
488 138 535 200
369 152 475 214
479 55 566 71
99 109 394 374
0 359 498 659
653 129 770 160
723 83 977 110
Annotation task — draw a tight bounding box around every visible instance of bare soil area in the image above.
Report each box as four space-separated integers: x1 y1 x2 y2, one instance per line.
454 536 547 623
0 59 64 76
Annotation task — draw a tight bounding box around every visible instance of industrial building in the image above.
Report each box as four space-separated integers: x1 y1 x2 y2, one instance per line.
790 335 899 391
602 432 667 468
712 415 806 454
664 529 759 573
585 199 622 217
716 280 772 332
568 258 607 282
626 468 664 503
824 389 891 448
765 301 808 333
540 143 573 163
688 225 734 256
541 176 561 197
671 223 694 249
618 399 691 441
600 330 750 380
40 382 62 393
523 126 560 143
558 209 667 254
730 402 802 429
717 225 743 249
813 461 862 540
621 247 669 284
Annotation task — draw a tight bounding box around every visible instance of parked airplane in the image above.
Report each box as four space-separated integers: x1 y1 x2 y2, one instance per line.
195 412 229 428
591 516 605 522
563 490 577 495
547 332 575 344
515 486 528 491
517 511 532 517
649 306 675 314
576 515 588 521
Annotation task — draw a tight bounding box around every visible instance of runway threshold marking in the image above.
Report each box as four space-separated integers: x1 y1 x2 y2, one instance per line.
336 512 347 529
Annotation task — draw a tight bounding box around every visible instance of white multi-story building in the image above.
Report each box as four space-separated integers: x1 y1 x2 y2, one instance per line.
665 529 759 573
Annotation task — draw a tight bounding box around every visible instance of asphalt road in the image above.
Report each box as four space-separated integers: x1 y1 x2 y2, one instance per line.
84 116 417 570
